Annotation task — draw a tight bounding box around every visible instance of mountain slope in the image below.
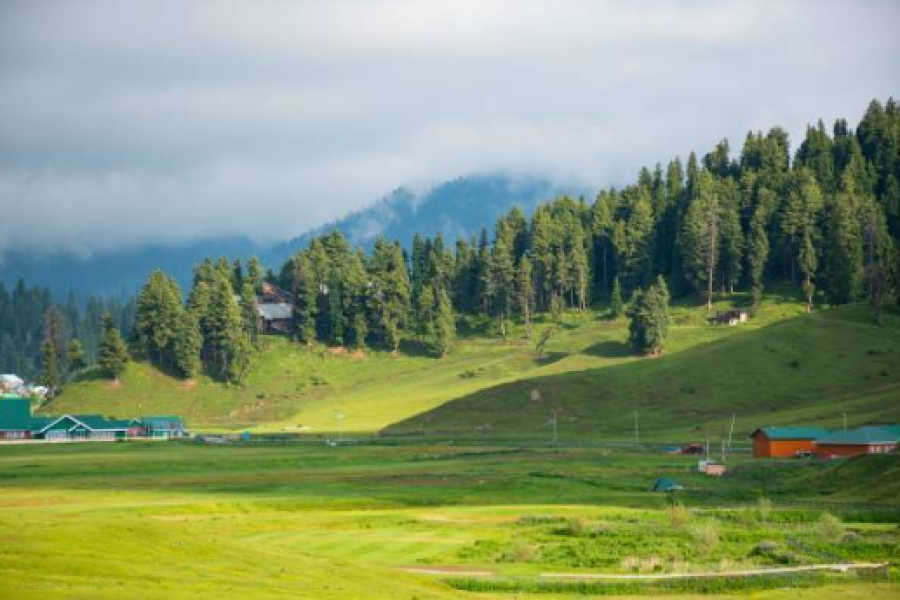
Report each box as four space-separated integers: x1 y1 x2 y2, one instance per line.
1 173 566 300
263 174 568 265
385 304 900 441
48 300 900 439
0 236 260 300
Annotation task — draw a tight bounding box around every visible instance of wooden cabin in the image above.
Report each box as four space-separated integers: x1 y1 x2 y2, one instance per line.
256 283 294 334
750 426 828 458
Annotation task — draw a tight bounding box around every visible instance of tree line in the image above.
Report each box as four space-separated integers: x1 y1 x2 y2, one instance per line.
0 279 133 387
18 97 900 388
267 98 899 348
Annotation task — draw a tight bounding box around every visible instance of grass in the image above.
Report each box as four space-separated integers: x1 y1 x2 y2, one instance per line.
20 294 900 597
386 303 900 442
0 442 898 599
49 294 900 442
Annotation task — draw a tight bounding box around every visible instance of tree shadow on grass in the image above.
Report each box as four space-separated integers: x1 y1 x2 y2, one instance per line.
534 351 568 367
581 340 631 358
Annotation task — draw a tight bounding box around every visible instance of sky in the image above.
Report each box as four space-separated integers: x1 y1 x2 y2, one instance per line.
1 0 898 258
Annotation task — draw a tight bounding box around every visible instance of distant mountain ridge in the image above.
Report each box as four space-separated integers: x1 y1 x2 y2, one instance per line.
1 173 571 299
262 174 570 266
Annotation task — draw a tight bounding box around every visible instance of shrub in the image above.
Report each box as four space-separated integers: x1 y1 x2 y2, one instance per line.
816 513 845 543
501 541 538 563
668 503 691 528
564 517 592 537
689 522 720 556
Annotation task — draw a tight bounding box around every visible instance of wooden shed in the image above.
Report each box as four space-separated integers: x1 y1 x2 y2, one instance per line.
750 426 828 458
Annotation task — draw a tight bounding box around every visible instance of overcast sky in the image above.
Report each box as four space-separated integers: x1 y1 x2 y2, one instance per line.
1 0 898 258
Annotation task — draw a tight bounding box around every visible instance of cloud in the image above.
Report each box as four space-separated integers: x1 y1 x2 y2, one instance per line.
1 0 898 257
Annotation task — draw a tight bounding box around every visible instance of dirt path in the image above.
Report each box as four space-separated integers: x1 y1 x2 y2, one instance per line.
400 562 888 580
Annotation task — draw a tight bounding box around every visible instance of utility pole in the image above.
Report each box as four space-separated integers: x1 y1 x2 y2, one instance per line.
843 412 848 433
634 411 640 446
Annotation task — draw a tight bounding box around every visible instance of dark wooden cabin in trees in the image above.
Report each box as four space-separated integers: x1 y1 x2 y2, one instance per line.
256 282 294 334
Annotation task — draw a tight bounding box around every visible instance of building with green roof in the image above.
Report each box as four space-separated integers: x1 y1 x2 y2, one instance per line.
750 426 830 458
0 397 33 440
33 414 131 441
814 426 900 459
139 416 186 439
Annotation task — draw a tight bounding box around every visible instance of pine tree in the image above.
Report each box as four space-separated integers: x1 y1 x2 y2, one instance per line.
517 255 534 339
39 340 61 394
610 277 624 319
98 313 128 379
799 229 817 312
43 306 69 372
415 285 435 340
434 288 455 357
746 207 770 305
489 221 516 339
66 339 87 375
291 254 317 345
368 238 410 352
239 282 258 345
822 183 864 304
591 190 617 296
135 271 183 367
173 310 202 378
570 234 589 310
627 277 670 356
679 171 719 309
206 276 248 383
247 256 264 293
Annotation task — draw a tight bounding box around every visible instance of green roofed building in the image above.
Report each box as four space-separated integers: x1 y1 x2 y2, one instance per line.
651 477 684 492
0 397 33 440
139 416 186 439
814 426 900 459
33 414 131 441
750 426 829 458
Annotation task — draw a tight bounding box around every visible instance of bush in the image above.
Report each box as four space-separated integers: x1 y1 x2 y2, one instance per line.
668 503 691 528
816 513 845 543
688 522 720 556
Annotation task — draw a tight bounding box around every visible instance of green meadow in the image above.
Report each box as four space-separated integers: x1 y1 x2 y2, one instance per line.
51 296 900 442
14 296 900 598
0 442 898 599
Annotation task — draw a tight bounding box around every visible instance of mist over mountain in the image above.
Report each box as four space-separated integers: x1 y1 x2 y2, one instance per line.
263 174 569 267
1 173 568 299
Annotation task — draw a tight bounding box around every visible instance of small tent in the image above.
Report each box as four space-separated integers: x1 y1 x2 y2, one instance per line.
652 477 684 492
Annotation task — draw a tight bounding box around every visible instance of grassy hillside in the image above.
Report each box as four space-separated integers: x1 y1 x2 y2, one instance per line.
49 295 900 439
385 303 900 441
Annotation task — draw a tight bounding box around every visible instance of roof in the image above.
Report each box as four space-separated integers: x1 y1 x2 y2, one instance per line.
816 426 900 446
257 302 293 320
36 414 130 433
30 416 54 431
74 415 131 430
0 397 31 431
652 477 683 492
751 426 829 440
141 416 185 429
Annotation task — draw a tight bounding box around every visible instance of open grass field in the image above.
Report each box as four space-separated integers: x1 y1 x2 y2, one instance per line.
0 442 898 599
49 294 900 442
